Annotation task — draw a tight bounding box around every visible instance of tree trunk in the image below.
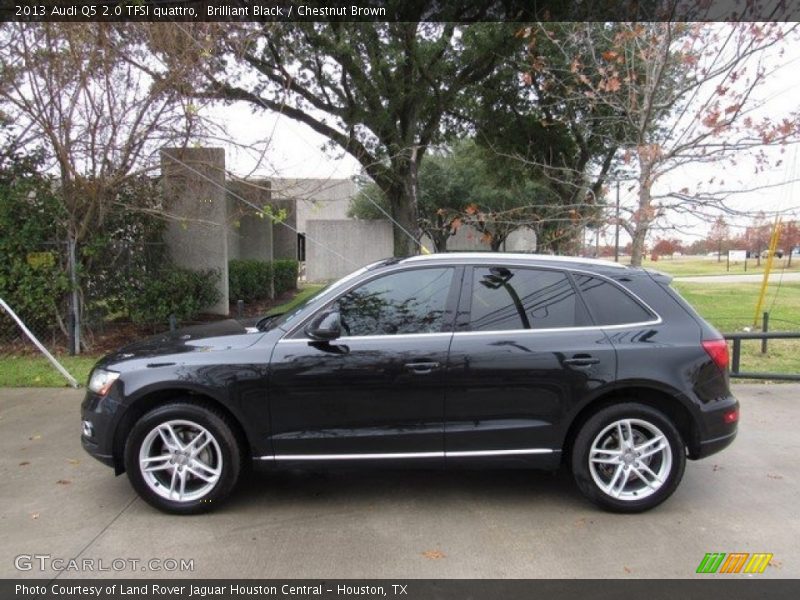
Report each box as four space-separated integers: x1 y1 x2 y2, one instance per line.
432 231 448 253
386 165 421 257
629 225 649 267
630 170 653 267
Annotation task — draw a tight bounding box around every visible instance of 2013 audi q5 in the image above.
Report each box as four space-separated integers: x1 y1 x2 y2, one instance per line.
81 253 738 514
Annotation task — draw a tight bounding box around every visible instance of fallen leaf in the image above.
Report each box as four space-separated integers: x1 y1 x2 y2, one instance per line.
19 461 30 467
29 435 42 441
624 566 632 574
67 458 80 465
30 513 39 520
422 550 446 560
767 473 783 480
56 479 71 485
769 559 782 569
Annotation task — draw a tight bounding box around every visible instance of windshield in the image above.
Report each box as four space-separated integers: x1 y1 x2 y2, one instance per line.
258 264 373 332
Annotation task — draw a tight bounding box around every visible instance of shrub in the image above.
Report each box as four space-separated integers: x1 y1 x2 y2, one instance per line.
126 267 220 325
273 259 299 295
0 154 70 335
228 259 273 303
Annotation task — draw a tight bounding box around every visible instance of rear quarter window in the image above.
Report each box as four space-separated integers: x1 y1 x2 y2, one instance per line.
574 274 655 326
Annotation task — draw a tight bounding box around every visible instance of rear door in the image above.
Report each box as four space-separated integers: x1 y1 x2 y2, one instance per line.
444 265 617 462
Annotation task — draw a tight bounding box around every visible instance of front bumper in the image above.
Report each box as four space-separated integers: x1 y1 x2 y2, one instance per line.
81 434 115 468
81 388 123 472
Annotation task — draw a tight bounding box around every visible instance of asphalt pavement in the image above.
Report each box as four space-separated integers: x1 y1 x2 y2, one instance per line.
0 384 797 579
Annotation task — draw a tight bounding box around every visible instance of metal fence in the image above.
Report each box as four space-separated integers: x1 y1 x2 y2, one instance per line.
0 239 179 358
724 331 800 381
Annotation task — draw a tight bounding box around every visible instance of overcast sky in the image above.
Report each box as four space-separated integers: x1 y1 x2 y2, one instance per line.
210 33 800 248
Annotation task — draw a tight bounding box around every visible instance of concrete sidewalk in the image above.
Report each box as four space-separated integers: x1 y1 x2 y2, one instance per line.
0 384 797 579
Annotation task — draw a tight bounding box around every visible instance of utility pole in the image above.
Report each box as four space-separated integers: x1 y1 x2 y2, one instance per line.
614 181 620 262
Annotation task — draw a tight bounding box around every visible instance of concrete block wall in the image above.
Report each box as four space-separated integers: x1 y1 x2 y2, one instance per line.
305 219 394 282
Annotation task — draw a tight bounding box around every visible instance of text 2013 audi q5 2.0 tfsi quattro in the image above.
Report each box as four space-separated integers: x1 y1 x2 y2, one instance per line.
81 253 738 513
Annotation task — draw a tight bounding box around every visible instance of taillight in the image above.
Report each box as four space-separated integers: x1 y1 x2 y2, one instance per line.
723 407 739 424
702 339 729 371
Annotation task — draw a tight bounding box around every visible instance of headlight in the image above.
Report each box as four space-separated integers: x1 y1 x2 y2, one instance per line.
87 369 119 395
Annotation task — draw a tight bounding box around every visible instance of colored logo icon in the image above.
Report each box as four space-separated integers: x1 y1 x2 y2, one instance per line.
696 553 773 574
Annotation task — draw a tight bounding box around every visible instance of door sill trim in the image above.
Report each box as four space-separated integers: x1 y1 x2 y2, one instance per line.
254 448 557 461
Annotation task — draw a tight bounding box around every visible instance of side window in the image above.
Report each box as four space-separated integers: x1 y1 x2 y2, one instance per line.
574 275 655 325
337 268 454 337
470 267 587 331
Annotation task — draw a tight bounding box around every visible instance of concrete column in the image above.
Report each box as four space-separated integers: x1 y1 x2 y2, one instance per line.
270 198 298 260
161 147 229 315
226 180 273 262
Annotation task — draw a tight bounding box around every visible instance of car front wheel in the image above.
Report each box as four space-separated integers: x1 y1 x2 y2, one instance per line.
124 402 242 514
571 403 686 513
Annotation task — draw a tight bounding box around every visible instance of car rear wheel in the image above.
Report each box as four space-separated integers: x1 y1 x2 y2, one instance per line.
124 402 241 514
571 403 686 513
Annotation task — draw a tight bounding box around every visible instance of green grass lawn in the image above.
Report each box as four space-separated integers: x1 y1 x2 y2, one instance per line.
675 281 800 376
638 255 800 277
0 354 98 388
267 284 325 315
0 284 328 388
1 282 796 387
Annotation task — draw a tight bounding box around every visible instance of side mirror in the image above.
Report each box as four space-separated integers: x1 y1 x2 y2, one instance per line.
305 309 342 341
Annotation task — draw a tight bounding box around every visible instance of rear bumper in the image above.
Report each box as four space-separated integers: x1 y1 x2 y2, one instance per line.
693 429 737 459
689 393 739 459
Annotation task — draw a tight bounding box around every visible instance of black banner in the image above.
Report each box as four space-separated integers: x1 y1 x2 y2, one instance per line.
4 580 800 600
2 0 800 23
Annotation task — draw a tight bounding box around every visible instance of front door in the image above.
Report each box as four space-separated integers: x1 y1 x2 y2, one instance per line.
268 266 459 463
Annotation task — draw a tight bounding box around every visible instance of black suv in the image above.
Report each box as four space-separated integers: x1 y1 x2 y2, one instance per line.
81 254 738 514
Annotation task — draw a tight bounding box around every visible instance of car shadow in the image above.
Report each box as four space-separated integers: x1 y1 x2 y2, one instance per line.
223 465 586 512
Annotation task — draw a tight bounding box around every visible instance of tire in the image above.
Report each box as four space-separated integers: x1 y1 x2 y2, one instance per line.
124 402 242 514
571 403 686 513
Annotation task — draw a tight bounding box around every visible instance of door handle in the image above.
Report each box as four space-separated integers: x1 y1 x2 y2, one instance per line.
404 361 441 374
563 355 600 367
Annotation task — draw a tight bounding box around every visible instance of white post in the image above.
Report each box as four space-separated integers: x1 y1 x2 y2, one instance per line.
68 237 81 355
0 298 80 388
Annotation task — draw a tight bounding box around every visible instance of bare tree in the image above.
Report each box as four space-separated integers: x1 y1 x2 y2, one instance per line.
708 215 730 262
0 23 208 349
551 22 800 265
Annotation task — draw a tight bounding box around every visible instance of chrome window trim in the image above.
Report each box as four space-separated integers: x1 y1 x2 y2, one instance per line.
279 260 661 342
255 448 557 461
450 317 663 337
278 316 662 344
